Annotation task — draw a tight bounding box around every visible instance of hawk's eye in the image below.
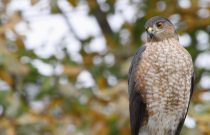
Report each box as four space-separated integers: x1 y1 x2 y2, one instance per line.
156 22 163 28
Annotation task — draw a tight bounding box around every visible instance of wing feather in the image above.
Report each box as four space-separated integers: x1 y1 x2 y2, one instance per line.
128 46 147 135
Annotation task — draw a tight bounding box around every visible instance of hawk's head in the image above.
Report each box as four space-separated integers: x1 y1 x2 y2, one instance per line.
144 16 178 42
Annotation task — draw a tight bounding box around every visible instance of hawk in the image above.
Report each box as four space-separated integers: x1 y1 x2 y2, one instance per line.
128 16 194 135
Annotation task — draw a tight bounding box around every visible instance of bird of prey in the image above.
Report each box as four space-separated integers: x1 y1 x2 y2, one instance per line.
128 16 194 135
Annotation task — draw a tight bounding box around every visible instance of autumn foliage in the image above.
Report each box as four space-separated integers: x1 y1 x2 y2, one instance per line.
0 0 209 135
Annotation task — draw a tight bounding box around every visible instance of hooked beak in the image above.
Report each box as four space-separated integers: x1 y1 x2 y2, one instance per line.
146 27 155 38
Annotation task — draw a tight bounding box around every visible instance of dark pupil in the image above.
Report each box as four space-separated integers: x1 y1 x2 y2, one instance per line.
157 22 162 27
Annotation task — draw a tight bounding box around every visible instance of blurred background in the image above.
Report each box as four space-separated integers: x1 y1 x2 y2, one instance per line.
0 0 209 135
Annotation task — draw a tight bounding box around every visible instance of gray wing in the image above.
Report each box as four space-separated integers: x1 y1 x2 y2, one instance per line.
128 45 147 135
175 73 195 135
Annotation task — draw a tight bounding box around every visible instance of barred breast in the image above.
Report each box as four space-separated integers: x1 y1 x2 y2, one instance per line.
135 38 193 135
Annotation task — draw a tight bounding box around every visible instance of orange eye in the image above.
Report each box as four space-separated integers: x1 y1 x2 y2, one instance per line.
156 22 163 28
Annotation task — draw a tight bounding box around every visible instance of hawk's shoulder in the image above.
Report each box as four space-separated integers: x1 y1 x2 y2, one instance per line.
128 45 146 95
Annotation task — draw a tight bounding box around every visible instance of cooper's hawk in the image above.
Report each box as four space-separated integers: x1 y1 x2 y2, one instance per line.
128 16 194 135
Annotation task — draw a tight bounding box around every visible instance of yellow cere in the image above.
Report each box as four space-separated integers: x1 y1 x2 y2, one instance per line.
147 27 153 32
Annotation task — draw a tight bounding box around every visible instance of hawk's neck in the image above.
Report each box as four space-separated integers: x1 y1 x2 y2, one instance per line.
146 37 180 46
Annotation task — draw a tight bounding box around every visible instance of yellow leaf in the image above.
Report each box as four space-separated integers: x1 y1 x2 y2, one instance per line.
67 0 78 7
0 70 13 86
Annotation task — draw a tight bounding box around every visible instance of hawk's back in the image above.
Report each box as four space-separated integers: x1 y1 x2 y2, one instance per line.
135 38 193 135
